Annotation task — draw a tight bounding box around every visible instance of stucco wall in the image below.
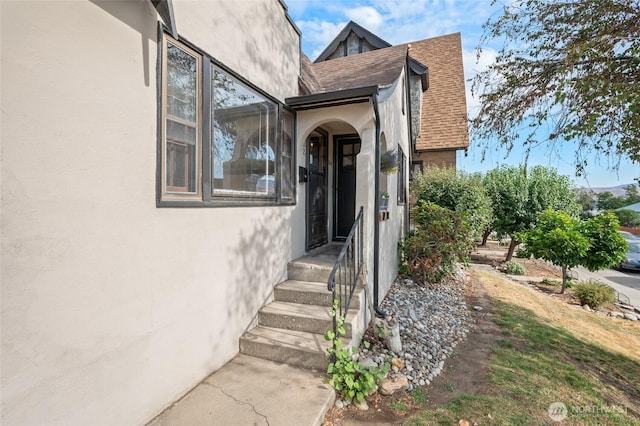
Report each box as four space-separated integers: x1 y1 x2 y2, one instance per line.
1 1 301 425
377 72 411 298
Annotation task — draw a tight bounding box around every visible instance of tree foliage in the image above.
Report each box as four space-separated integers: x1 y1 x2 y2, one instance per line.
411 166 493 240
472 0 640 174
518 209 627 293
613 209 640 227
483 165 580 260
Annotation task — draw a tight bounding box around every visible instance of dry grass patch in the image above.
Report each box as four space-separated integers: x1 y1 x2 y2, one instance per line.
473 269 640 361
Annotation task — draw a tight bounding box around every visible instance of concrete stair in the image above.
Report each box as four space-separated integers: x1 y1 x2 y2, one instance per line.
240 247 367 371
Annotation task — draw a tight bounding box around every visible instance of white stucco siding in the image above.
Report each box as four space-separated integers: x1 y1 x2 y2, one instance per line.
1 1 299 425
377 71 411 298
173 0 300 102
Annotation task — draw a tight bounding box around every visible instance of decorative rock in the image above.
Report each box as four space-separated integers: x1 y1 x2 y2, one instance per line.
362 269 472 389
360 357 378 369
473 306 483 311
384 317 403 353
624 313 638 321
379 375 409 396
582 304 592 312
354 400 369 411
610 311 624 318
391 357 405 370
335 400 345 409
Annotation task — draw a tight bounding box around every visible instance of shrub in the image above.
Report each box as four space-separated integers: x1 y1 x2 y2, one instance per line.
400 201 475 285
612 209 640 227
573 280 616 309
411 166 493 240
504 260 526 275
541 277 574 288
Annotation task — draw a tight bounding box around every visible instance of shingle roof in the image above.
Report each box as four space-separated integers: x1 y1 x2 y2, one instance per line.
401 33 469 151
300 53 322 94
302 44 408 94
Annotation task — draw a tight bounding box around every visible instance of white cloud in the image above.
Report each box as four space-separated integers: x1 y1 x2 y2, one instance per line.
345 6 384 31
296 19 347 59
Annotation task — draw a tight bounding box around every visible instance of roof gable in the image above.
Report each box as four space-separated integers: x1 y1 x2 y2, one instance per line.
314 21 391 62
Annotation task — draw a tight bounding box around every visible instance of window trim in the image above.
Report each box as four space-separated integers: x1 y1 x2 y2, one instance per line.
397 145 407 205
156 29 296 207
161 37 202 200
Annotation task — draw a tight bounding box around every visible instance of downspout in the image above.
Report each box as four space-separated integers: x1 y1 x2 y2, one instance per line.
404 59 412 235
372 94 387 318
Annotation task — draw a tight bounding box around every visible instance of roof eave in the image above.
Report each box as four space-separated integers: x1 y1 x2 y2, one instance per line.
286 86 379 110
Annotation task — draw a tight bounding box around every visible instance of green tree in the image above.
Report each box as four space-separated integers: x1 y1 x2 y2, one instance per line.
596 191 626 210
624 184 640 205
472 0 640 173
484 165 580 260
518 210 627 294
517 209 588 293
581 212 630 271
575 189 596 219
411 166 493 240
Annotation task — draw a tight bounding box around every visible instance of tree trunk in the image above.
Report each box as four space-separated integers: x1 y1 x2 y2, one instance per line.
505 238 519 261
561 265 568 294
481 229 491 246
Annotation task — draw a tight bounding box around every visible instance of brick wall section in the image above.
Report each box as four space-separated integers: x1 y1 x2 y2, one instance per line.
404 33 469 152
414 150 456 168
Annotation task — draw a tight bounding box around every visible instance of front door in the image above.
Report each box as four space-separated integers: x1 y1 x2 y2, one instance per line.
334 135 361 240
306 133 328 250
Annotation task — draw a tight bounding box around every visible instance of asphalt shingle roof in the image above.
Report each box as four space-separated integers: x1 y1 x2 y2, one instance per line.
302 44 408 94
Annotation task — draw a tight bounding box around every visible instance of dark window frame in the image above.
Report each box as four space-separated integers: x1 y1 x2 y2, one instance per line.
157 29 296 208
397 145 407 205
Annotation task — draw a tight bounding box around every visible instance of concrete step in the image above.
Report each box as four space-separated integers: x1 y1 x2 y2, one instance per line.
274 280 361 307
258 301 357 337
239 326 331 371
287 256 336 283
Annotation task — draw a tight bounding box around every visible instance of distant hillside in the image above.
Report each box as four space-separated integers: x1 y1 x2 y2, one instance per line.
579 183 639 197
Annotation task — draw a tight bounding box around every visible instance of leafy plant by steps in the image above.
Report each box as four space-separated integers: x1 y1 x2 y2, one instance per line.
324 300 389 403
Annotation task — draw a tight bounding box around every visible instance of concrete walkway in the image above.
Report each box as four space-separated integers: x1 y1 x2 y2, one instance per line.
147 355 334 426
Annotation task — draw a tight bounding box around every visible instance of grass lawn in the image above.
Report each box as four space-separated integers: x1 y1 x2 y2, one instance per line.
407 270 640 425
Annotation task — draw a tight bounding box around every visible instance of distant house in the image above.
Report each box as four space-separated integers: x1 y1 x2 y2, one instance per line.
1 2 468 425
617 202 640 213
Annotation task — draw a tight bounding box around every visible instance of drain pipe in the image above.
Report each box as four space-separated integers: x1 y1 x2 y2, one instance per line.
372 94 387 318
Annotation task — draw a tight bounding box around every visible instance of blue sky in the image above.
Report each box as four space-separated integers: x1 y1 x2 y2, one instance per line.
285 0 638 189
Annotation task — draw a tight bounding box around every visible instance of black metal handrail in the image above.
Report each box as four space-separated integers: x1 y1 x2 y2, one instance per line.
328 206 364 342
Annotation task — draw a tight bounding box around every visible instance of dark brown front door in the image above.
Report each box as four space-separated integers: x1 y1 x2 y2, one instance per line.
306 133 328 250
334 135 361 240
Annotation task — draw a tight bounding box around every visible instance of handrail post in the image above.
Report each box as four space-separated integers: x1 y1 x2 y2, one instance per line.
327 207 364 344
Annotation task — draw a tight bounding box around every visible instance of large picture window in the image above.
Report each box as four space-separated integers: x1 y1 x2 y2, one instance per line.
212 68 277 198
159 35 295 206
